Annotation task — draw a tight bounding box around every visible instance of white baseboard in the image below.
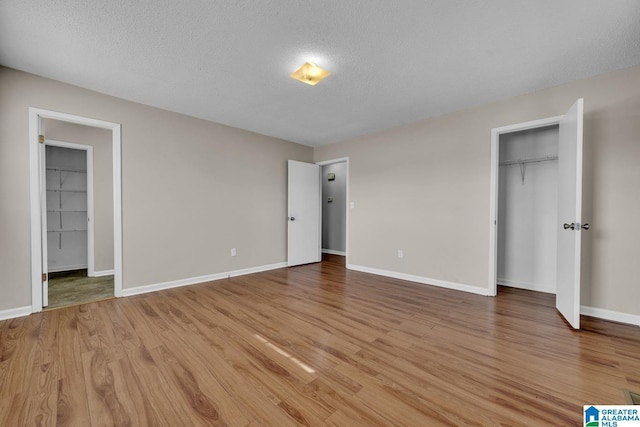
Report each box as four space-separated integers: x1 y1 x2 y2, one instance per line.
92 269 115 277
48 264 87 273
346 264 639 326
122 262 287 297
581 305 640 327
322 249 346 256
497 278 556 294
0 306 31 321
347 264 491 296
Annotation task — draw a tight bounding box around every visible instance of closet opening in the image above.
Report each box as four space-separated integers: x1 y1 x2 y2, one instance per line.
29 108 123 313
489 99 584 328
496 124 560 295
44 140 114 309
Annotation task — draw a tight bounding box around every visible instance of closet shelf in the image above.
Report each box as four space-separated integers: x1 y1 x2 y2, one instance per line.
47 209 87 213
48 229 87 233
46 189 87 193
499 155 558 166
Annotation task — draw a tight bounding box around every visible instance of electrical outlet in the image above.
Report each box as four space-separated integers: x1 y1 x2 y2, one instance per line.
231 248 237 257
397 249 403 259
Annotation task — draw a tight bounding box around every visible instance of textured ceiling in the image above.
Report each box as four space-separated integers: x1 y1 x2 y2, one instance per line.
1 1 640 147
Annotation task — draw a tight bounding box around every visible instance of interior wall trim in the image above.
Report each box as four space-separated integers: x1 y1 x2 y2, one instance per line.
497 278 556 294
48 265 89 273
349 264 639 327
0 306 31 322
581 305 640 327
121 262 287 297
347 263 492 296
322 249 346 256
92 269 115 277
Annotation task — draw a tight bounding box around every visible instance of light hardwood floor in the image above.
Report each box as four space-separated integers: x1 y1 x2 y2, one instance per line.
1 255 638 426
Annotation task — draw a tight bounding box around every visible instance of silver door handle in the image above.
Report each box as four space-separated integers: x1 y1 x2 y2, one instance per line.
563 223 575 230
581 223 590 230
289 217 295 221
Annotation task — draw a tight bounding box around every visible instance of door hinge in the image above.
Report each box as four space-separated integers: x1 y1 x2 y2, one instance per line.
42 273 47 282
38 135 45 144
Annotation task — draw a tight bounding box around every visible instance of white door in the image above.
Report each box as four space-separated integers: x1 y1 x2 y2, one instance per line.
287 160 321 266
556 98 585 329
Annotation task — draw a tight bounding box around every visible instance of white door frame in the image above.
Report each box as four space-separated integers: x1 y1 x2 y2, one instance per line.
29 108 123 312
316 157 349 265
43 140 95 275
488 116 561 296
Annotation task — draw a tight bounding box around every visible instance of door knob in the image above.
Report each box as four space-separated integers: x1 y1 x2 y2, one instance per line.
289 217 295 221
581 223 590 230
563 223 575 230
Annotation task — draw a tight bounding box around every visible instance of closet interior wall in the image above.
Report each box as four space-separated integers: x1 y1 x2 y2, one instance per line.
46 146 88 272
321 162 347 254
497 125 559 294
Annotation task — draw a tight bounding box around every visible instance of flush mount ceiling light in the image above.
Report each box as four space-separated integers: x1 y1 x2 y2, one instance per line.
290 62 331 86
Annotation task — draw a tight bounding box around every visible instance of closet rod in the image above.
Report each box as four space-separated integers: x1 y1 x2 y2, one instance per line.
499 155 558 167
46 167 87 173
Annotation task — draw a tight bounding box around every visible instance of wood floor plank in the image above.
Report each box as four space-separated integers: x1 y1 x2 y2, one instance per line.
4 392 31 426
113 297 164 350
56 307 85 379
0 317 24 394
1 259 639 425
0 397 10 426
150 344 233 426
164 324 301 426
0 314 42 400
56 373 92 427
115 355 167 426
34 309 60 367
92 303 127 364
74 304 100 354
82 348 132 426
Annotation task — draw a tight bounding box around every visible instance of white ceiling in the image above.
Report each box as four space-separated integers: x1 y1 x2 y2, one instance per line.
1 1 640 147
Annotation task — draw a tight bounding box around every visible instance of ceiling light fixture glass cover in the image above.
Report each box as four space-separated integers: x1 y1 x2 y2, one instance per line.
290 62 331 86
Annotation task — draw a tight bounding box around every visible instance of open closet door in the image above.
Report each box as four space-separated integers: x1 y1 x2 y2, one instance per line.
287 160 321 266
556 98 584 329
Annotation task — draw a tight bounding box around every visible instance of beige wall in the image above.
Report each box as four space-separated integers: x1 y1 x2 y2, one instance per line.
315 65 640 318
43 119 114 273
2 64 638 319
0 66 312 311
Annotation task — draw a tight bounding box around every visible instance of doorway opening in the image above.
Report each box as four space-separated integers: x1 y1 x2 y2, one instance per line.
496 124 559 295
29 108 122 313
489 99 585 330
489 115 562 297
286 158 349 267
318 159 348 264
43 141 114 309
